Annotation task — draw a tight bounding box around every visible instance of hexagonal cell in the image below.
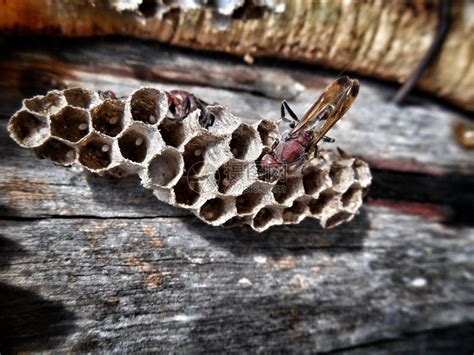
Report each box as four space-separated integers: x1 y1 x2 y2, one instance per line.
158 118 185 148
235 182 270 215
199 197 226 222
50 106 89 143
282 199 307 223
91 100 125 137
24 92 64 115
173 175 201 206
147 148 183 187
302 166 328 195
325 211 353 229
35 138 76 166
257 119 278 147
8 110 49 148
329 162 354 192
78 134 113 170
341 183 362 211
118 129 149 163
130 88 165 124
64 87 94 109
353 158 372 188
182 135 226 177
272 176 301 204
253 207 277 230
215 160 251 194
308 190 339 216
229 124 260 160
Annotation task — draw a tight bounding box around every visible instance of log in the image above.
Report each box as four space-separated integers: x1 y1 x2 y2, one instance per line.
1 37 473 352
1 0 473 111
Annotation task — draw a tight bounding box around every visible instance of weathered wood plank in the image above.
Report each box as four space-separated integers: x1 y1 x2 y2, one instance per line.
1 39 473 174
0 207 473 353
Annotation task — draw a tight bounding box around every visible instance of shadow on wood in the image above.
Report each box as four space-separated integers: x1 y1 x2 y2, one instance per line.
0 234 77 354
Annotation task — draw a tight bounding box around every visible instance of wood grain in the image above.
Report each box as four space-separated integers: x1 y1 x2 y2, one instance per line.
1 38 473 353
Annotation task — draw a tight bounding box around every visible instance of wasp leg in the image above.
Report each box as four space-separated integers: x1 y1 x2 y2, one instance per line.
200 111 215 129
322 136 335 143
281 100 299 128
271 138 280 150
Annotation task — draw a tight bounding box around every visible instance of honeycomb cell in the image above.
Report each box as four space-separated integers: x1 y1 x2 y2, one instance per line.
35 138 76 166
8 110 49 148
282 199 307 223
78 134 113 170
341 183 362 211
173 175 201 206
64 87 94 109
50 106 89 143
91 100 125 137
253 207 277 230
229 124 260 160
236 189 265 215
272 177 301 204
308 190 338 216
257 119 278 147
147 148 183 187
215 161 250 194
199 197 226 222
329 162 354 192
302 166 327 195
24 92 64 115
130 88 165 124
223 215 251 228
325 211 353 229
182 135 225 176
118 129 148 163
353 158 372 188
158 118 185 148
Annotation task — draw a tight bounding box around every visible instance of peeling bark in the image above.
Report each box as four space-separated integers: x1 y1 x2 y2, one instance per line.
0 0 473 111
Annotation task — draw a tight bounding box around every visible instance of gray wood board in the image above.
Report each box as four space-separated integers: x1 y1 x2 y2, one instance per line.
1 208 473 353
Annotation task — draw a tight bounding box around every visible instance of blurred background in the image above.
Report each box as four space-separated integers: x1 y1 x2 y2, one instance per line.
0 0 473 353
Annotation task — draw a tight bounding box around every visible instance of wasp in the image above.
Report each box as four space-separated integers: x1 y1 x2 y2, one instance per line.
259 76 360 180
166 90 216 129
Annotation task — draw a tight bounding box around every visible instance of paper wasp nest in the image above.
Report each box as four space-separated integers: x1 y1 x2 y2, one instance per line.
8 87 371 232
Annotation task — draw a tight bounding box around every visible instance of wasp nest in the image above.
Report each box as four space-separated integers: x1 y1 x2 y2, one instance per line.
8 87 371 232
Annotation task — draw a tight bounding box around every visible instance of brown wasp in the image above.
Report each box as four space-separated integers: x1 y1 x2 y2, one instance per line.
259 76 359 179
166 90 215 129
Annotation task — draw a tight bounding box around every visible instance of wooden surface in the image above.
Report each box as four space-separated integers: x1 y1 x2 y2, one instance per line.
1 37 473 353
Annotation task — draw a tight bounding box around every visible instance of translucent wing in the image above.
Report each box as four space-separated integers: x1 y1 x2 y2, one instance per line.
288 76 355 137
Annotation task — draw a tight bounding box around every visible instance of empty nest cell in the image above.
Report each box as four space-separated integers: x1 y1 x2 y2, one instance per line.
147 148 183 187
229 123 259 160
78 134 113 170
253 207 277 230
215 160 248 194
35 138 76 166
118 129 149 163
257 119 278 147
173 175 201 206
182 135 223 176
24 92 63 115
50 106 89 143
8 110 49 147
91 100 125 137
130 88 163 124
199 197 227 222
236 184 266 215
282 199 307 223
272 177 301 204
158 118 185 148
341 183 362 211
302 166 327 195
329 162 354 192
63 87 94 109
308 189 339 216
